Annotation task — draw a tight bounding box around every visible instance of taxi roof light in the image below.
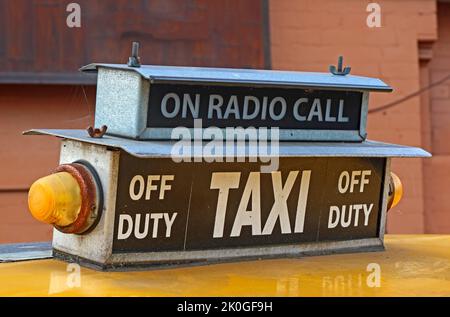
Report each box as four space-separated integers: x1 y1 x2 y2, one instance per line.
387 172 403 210
28 172 82 227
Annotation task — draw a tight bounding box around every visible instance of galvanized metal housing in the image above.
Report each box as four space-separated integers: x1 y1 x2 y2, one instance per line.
80 63 392 142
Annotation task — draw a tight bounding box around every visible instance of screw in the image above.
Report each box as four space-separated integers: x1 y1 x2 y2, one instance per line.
127 42 141 68
329 56 351 76
87 125 107 138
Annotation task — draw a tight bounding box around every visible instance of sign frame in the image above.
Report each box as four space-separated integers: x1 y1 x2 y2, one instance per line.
48 139 395 270
90 67 376 142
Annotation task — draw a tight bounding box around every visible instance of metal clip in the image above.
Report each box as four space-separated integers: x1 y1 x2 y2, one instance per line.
127 42 141 68
87 125 107 138
329 56 351 76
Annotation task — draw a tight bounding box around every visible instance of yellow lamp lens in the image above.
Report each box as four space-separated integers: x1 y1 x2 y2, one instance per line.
28 172 82 227
391 172 403 208
388 172 403 210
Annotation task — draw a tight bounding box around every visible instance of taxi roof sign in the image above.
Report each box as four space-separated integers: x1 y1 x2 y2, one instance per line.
21 41 430 271
22 55 430 270
80 63 392 141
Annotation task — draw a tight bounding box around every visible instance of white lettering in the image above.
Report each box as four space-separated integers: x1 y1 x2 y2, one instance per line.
262 171 298 235
161 93 180 118
129 175 145 200
293 98 308 121
210 172 241 238
118 214 133 240
182 94 200 118
231 172 262 237
208 95 223 119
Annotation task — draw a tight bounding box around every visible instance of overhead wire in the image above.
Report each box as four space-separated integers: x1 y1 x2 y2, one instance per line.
369 73 450 114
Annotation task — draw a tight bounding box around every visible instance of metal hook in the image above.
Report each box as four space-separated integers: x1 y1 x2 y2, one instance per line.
329 56 351 76
127 42 141 68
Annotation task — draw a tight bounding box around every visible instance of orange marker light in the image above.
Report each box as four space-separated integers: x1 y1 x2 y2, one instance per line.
28 163 102 235
387 172 403 211
28 172 82 227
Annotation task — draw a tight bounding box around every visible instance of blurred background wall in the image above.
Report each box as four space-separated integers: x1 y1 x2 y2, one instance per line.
0 0 449 243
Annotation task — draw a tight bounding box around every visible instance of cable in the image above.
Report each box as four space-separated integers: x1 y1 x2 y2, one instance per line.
368 73 450 114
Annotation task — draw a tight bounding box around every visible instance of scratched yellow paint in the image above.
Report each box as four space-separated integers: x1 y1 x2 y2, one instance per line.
0 235 449 296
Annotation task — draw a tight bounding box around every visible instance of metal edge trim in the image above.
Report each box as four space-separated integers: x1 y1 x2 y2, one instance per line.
79 64 393 92
53 237 383 270
379 158 390 240
359 92 369 139
23 129 432 158
140 128 364 141
107 238 384 265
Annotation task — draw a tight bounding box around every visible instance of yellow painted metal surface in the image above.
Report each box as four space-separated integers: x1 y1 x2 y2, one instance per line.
0 235 449 297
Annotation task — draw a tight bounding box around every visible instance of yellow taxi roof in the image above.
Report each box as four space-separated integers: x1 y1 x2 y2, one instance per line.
0 235 449 297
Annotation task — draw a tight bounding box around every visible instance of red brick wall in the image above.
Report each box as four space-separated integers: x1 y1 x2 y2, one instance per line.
424 2 450 232
0 85 95 242
0 1 268 243
270 0 438 233
0 0 267 81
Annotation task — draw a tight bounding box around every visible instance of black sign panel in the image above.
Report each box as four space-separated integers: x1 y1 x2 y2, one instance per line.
147 84 363 130
112 153 385 253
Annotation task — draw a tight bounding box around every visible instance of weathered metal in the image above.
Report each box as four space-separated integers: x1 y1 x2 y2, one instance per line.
0 242 52 263
53 162 102 234
78 63 391 141
23 129 431 159
80 63 391 91
86 125 107 138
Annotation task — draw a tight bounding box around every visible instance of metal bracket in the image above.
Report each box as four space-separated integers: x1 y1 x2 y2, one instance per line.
329 56 351 76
